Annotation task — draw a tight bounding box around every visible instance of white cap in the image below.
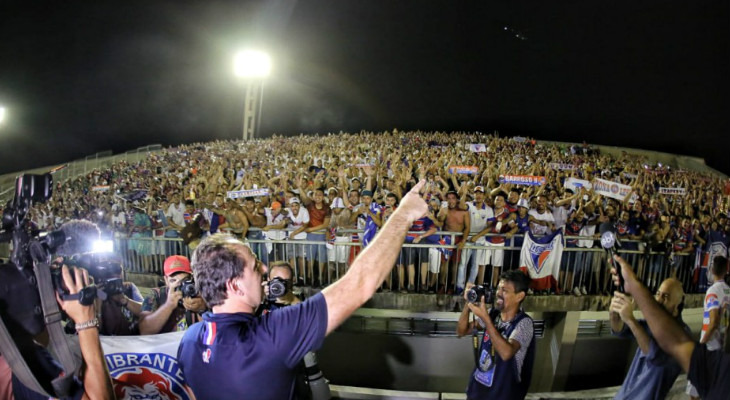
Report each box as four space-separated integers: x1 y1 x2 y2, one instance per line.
517 199 530 209
288 197 301 205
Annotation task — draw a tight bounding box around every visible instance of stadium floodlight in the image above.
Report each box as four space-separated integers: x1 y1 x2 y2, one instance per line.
0 106 6 124
234 50 271 141
233 50 271 78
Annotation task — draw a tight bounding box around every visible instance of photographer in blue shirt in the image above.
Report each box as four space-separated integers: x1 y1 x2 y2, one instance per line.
177 180 428 400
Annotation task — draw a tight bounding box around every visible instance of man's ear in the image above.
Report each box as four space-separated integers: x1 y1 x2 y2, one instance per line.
516 291 526 304
226 278 243 296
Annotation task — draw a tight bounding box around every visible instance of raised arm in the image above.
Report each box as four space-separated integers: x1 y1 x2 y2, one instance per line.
611 255 695 372
322 181 427 335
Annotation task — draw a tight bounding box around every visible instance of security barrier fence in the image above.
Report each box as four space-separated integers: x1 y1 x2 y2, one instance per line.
114 229 703 296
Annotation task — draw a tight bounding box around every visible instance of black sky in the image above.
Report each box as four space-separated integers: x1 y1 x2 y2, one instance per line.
0 1 728 175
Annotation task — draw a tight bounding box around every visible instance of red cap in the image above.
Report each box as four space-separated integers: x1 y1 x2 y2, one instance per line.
163 255 192 276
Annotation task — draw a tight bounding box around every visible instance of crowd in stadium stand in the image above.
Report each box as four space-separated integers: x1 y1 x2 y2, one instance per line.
10 131 730 296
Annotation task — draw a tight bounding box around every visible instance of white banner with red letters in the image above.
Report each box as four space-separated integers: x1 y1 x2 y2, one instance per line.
591 178 633 201
101 331 192 400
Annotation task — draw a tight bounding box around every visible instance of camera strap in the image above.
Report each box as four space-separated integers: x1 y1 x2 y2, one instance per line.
471 313 482 368
33 259 81 397
185 310 193 328
0 317 49 396
0 260 79 397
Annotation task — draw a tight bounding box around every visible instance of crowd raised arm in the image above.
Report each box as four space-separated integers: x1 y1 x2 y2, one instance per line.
9 131 728 295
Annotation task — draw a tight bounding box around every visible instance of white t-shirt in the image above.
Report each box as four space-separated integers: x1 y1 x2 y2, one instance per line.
286 208 310 240
528 209 555 236
550 204 573 231
167 203 186 227
701 281 730 351
112 211 126 227
264 208 287 240
578 213 598 248
466 201 494 236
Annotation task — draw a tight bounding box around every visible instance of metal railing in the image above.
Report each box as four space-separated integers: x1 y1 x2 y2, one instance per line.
111 228 703 296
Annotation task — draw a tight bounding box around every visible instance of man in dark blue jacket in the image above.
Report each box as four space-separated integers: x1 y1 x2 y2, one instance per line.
177 181 429 399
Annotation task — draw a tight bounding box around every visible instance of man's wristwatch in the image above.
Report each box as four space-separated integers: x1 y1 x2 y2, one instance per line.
75 318 100 331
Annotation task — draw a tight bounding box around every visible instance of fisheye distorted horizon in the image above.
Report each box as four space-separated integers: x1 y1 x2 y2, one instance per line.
0 0 727 175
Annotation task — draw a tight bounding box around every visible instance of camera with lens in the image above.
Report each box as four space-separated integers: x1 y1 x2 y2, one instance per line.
60 253 125 298
467 285 495 304
267 276 290 302
177 278 199 298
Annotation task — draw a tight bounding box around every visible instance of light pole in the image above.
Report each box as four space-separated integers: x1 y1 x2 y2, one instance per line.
233 50 271 141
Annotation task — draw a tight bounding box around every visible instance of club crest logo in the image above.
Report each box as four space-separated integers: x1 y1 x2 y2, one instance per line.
106 353 192 400
531 250 551 274
202 348 211 363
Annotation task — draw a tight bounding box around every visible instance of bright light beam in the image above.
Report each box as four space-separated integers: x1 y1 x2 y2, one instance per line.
92 240 114 253
0 106 6 124
233 50 272 78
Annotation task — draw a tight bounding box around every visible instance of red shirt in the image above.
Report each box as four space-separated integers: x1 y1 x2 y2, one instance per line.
307 203 331 231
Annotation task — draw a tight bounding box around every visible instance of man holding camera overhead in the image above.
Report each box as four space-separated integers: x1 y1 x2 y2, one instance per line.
456 270 535 400
139 255 207 334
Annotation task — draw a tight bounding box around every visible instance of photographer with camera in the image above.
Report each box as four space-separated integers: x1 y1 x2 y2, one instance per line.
87 259 144 336
260 261 300 312
456 270 535 400
139 255 207 334
0 264 115 400
259 262 331 400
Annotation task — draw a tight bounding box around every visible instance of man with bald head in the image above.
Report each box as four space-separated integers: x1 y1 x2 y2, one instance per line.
609 277 688 400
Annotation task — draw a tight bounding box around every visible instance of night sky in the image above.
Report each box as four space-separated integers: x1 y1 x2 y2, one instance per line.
0 1 728 175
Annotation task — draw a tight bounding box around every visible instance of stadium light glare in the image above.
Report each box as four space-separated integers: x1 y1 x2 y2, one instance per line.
0 106 6 124
233 50 271 78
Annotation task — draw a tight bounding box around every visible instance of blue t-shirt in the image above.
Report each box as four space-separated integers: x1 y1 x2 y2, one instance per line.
177 292 329 400
613 319 688 400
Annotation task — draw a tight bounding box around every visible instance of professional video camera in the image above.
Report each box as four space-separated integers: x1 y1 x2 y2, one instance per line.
64 253 125 297
0 174 64 334
177 277 199 298
0 174 115 397
466 285 495 304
